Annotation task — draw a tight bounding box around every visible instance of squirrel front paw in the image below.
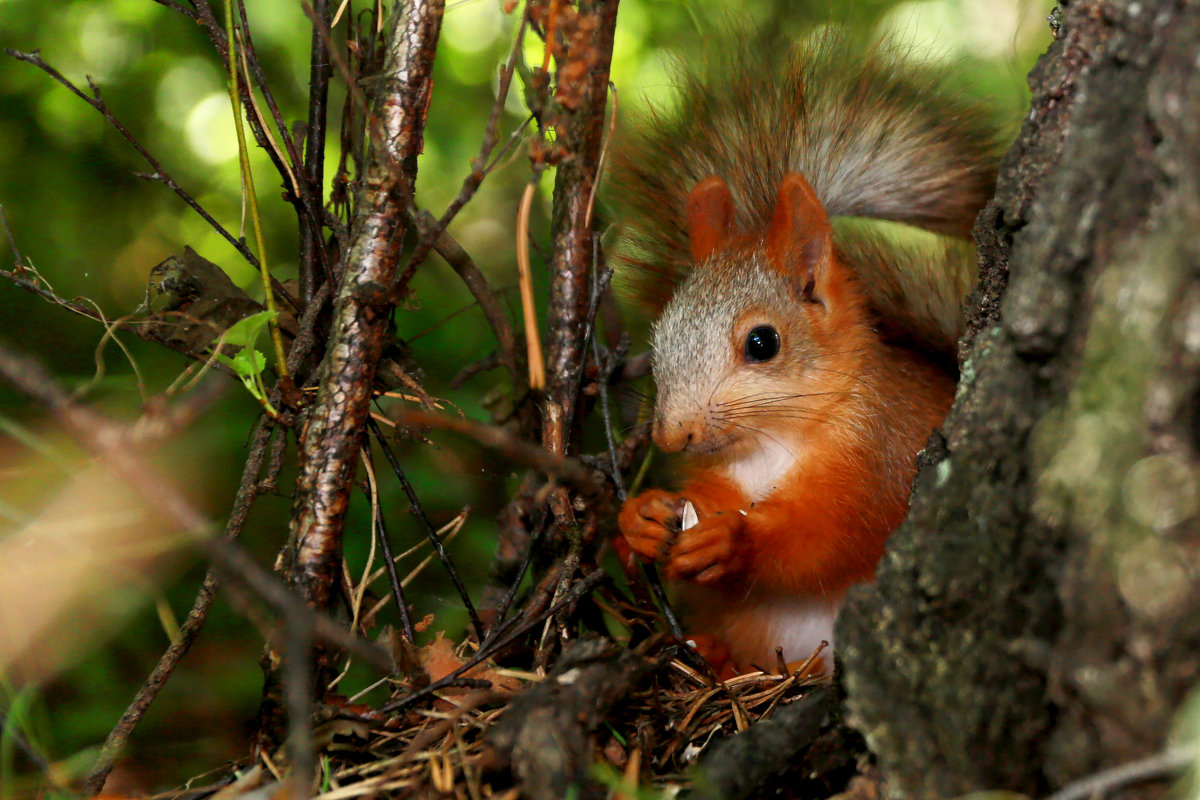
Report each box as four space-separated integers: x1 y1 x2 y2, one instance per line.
620 492 749 585
618 489 682 561
665 512 747 585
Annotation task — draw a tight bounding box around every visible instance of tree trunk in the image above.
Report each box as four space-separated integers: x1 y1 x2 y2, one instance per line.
838 0 1200 796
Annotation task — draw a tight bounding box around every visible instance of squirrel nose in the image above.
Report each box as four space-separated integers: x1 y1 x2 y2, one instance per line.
653 417 703 452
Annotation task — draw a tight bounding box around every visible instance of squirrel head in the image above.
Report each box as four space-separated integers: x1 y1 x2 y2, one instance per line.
650 173 873 455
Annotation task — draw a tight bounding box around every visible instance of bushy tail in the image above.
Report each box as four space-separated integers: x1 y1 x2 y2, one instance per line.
611 28 1005 332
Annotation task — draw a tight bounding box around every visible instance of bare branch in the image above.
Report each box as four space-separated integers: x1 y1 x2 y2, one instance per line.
367 418 483 636
150 0 200 21
411 209 521 387
0 343 392 792
266 1 446 750
188 0 308 221
379 568 606 714
3 49 296 311
394 10 531 291
299 0 335 304
542 0 620 450
1044 747 1198 800
82 418 278 795
402 409 602 497
362 445 417 644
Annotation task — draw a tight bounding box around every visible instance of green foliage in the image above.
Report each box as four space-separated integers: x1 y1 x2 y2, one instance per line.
210 310 278 416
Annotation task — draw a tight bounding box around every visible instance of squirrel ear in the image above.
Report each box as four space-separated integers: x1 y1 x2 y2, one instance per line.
767 173 834 303
686 176 735 263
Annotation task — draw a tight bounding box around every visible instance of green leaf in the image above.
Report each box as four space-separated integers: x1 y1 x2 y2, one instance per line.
221 310 277 350
209 311 278 415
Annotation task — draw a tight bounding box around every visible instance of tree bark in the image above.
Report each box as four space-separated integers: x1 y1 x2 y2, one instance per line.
838 0 1200 796
258 0 444 750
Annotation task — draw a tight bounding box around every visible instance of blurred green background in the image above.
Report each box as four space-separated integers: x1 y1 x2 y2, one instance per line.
0 0 1050 793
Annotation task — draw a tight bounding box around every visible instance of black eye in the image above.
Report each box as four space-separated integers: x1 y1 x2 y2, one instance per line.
744 325 780 362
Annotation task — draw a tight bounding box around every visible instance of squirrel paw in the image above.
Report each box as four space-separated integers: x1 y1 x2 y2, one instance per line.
618 489 682 562
664 512 747 585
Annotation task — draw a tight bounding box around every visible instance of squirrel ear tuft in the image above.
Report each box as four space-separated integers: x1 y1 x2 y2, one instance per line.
686 176 735 263
768 173 834 303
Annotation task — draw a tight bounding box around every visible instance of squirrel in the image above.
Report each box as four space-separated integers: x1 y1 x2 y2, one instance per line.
613 30 1003 675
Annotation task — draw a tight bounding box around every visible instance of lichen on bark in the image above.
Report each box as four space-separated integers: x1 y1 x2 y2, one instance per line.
838 0 1200 796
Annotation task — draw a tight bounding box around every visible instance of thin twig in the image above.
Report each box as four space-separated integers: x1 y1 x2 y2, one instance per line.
480 511 548 646
585 261 687 644
284 611 315 796
400 410 601 497
380 569 605 714
298 0 334 304
126 375 228 445
187 0 306 221
644 566 686 643
81 422 278 795
234 0 304 186
582 81 618 231
0 344 391 793
449 351 501 389
0 709 53 783
410 210 521 388
2 49 295 312
1043 747 1197 800
151 0 200 22
285 280 333 378
516 180 546 389
0 268 102 323
0 204 23 266
0 259 278 380
223 0 290 380
586 265 622 494
234 31 300 200
302 0 370 118
232 0 331 299
362 445 416 643
368 418 483 638
393 10 530 289
208 536 395 674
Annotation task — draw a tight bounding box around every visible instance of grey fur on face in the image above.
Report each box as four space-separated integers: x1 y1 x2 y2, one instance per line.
652 250 802 430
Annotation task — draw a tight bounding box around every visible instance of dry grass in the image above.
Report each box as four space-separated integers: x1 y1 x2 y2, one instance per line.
150 591 828 800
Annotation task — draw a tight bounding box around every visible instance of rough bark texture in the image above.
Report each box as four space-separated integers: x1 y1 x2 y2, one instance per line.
543 0 620 457
688 687 834 800
282 0 443 616
488 639 655 800
258 0 443 748
838 0 1200 796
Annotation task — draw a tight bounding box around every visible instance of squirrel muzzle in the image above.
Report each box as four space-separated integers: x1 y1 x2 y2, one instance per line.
652 410 713 454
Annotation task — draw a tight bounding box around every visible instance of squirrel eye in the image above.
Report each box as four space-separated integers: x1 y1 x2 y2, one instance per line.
744 325 780 362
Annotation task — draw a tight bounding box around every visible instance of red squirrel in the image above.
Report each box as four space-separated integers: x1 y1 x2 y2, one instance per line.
614 32 1002 674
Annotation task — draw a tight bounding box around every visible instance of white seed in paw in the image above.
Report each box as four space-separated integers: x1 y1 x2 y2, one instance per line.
679 500 699 531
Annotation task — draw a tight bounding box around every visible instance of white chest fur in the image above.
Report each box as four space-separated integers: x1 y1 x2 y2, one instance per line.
761 591 844 669
725 437 798 503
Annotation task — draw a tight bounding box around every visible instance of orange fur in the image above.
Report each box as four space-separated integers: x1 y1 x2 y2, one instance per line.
619 172 960 673
613 33 1000 674
622 352 952 670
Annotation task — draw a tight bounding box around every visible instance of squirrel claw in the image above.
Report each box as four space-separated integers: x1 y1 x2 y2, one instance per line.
618 489 682 562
